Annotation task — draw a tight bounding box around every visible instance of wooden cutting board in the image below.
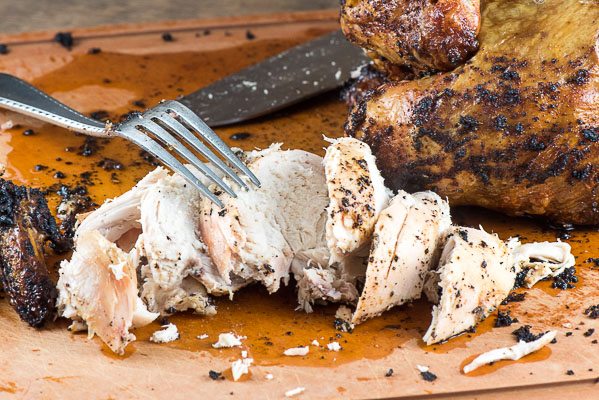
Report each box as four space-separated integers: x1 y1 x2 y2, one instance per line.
0 10 598 400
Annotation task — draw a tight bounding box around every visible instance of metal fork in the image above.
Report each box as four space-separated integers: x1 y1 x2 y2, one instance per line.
0 73 260 208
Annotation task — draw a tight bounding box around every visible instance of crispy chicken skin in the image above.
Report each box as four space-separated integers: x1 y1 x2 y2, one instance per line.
347 0 599 225
0 179 68 327
340 0 480 77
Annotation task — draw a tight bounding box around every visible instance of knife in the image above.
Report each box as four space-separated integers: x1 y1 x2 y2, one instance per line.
179 30 370 127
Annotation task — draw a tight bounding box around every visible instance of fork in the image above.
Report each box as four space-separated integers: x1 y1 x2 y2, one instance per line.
0 73 260 208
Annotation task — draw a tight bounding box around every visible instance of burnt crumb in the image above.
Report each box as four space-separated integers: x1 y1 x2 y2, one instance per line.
139 150 160 167
565 331 573 337
512 325 544 343
53 171 66 179
513 268 530 289
569 69 589 86
132 100 146 108
285 331 294 336
501 292 526 305
566 370 575 376
513 122 524 134
587 258 599 267
385 368 394 377
333 318 354 333
54 32 74 49
245 30 256 40
584 305 599 319
22 129 34 136
584 328 595 337
551 267 578 289
458 115 479 133
420 371 437 382
90 110 110 122
209 370 224 380
33 164 47 172
581 128 598 142
0 44 8 55
98 158 124 171
161 32 174 42
87 47 101 54
229 132 252 141
78 137 102 157
495 311 518 327
457 229 468 242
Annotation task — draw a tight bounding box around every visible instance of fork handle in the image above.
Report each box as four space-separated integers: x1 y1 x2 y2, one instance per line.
0 73 109 136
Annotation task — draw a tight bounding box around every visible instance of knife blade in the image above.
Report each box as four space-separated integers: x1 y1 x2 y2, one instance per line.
179 30 370 127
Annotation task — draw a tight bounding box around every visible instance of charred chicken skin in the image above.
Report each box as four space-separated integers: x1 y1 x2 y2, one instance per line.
0 179 68 327
345 0 599 225
340 0 481 78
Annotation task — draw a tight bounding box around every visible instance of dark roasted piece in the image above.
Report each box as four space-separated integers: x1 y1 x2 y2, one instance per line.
346 0 599 225
0 179 68 327
340 0 480 77
341 65 389 110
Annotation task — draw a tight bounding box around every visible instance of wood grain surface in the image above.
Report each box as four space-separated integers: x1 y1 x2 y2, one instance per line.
0 0 338 34
0 10 598 400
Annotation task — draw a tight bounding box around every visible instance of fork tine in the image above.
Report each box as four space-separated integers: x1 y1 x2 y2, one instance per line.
146 110 249 190
139 119 237 198
162 100 261 187
119 126 224 208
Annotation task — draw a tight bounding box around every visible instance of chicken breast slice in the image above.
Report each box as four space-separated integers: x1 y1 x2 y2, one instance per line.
75 167 169 242
352 191 451 324
56 230 158 355
200 144 331 294
510 239 575 288
136 172 240 304
324 137 392 260
423 226 515 345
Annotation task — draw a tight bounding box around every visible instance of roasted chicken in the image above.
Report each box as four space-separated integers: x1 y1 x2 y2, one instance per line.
340 0 481 77
344 0 599 225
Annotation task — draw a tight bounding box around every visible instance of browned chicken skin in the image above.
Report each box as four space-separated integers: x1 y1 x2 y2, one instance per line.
345 0 599 225
0 179 68 327
340 0 481 77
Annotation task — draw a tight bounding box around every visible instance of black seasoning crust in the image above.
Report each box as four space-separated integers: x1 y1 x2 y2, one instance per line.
0 179 68 327
512 325 545 343
346 0 599 225
340 0 480 77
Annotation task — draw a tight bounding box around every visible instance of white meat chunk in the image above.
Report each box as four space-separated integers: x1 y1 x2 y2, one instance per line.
323 137 391 260
140 265 216 316
56 230 158 355
352 191 451 324
199 144 331 295
75 167 168 242
295 263 359 312
423 226 516 345
136 172 241 314
510 239 575 287
463 331 557 374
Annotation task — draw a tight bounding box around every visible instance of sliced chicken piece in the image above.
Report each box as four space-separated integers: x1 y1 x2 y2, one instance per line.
295 263 359 313
140 265 216 316
323 137 391 261
510 239 575 288
352 191 451 324
136 172 240 301
75 167 169 242
423 226 515 345
200 144 331 295
56 230 158 354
